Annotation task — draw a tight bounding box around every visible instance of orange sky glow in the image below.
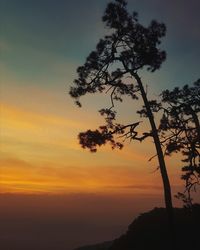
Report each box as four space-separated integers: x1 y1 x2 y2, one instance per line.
0 0 199 203
0 94 183 196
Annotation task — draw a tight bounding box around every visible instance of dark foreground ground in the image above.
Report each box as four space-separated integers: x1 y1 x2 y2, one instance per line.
0 193 163 250
75 204 200 250
1 193 199 250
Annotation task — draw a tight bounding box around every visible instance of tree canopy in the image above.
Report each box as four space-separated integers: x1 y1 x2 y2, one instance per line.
70 0 166 152
160 80 200 205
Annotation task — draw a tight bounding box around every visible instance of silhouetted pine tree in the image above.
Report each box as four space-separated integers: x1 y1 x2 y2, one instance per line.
160 80 200 206
70 0 174 240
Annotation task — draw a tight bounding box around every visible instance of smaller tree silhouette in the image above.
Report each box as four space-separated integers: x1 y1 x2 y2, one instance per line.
159 80 200 206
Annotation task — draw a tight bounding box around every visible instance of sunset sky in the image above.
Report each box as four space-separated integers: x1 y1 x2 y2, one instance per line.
0 0 200 249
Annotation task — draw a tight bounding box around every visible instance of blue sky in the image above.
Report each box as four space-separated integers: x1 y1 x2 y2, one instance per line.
1 0 200 89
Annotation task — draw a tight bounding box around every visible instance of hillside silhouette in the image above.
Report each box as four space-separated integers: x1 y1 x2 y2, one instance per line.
75 204 200 250
74 241 112 250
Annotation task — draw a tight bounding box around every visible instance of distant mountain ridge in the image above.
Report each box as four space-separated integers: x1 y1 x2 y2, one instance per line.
74 204 200 250
74 241 112 250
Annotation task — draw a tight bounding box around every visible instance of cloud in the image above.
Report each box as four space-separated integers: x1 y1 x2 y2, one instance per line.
0 102 87 157
0 154 161 195
1 102 182 195
1 102 81 129
105 184 163 190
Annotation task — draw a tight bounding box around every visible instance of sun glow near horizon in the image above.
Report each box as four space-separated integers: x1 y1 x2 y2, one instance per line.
0 98 164 195
0 98 182 196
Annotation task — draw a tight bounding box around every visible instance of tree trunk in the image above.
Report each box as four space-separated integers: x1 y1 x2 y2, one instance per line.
133 73 175 240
